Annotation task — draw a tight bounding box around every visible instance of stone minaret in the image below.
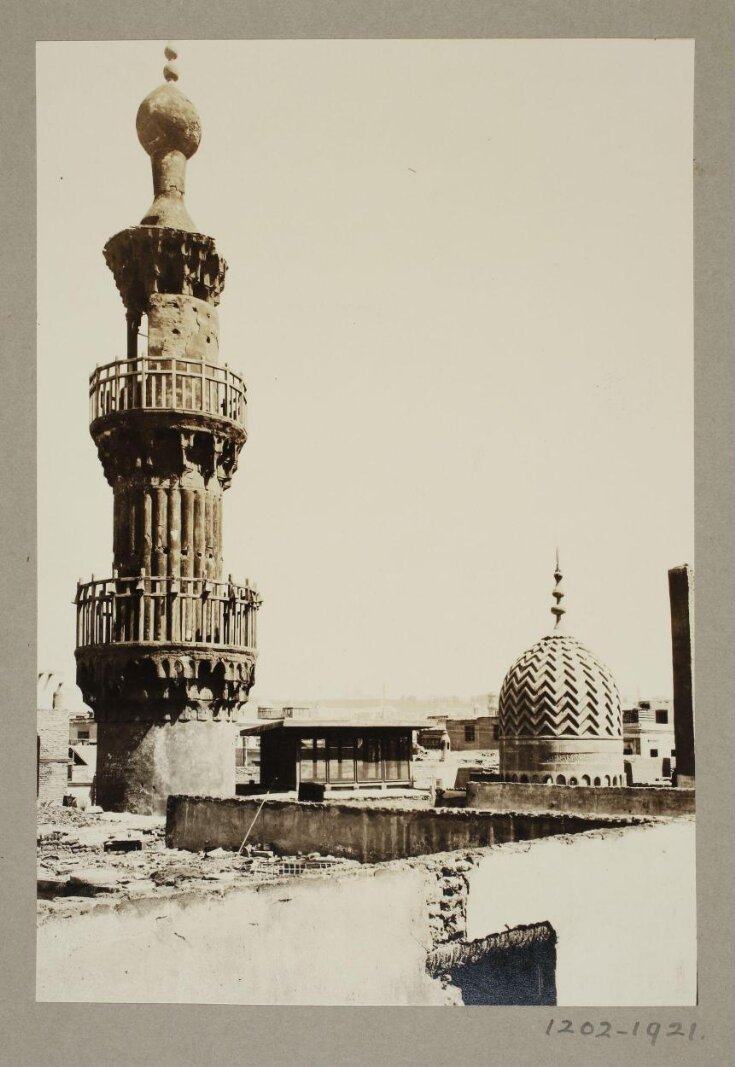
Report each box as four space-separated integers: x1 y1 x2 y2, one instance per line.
75 45 261 814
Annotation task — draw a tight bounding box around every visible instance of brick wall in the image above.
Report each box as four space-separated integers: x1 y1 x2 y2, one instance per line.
37 705 71 805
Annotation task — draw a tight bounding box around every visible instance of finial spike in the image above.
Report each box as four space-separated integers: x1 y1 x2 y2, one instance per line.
551 550 565 629
164 42 179 82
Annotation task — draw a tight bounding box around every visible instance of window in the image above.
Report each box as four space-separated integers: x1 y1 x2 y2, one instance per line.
650 749 659 758
623 709 639 724
655 709 668 724
356 736 382 781
383 734 410 781
299 736 327 783
77 729 90 740
464 725 476 743
328 736 355 782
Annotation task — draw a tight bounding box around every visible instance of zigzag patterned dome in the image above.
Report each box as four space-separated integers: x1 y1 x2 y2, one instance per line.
498 631 622 740
497 554 624 787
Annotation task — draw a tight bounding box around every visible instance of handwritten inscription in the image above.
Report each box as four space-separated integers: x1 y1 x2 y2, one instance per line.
545 1020 701 1044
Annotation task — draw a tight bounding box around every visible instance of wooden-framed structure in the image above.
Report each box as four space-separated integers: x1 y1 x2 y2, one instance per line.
241 719 423 794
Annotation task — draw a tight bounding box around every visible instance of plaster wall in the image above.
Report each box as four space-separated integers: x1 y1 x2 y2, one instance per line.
37 864 441 1005
466 819 696 1005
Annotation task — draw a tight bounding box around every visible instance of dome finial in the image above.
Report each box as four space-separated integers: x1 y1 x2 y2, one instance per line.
551 548 565 629
163 41 179 83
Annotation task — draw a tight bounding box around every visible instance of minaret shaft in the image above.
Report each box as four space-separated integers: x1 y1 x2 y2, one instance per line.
112 478 224 581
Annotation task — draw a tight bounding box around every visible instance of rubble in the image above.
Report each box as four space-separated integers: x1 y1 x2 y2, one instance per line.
36 803 359 916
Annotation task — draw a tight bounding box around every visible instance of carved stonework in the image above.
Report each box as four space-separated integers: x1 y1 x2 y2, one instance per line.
76 644 256 723
104 227 228 316
92 414 245 489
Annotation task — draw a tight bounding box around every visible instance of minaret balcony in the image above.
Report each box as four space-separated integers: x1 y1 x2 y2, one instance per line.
75 574 260 650
89 356 247 432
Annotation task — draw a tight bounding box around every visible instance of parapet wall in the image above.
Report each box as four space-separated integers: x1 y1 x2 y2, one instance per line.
165 795 638 862
465 780 695 817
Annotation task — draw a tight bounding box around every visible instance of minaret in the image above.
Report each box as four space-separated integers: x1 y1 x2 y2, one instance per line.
75 45 261 814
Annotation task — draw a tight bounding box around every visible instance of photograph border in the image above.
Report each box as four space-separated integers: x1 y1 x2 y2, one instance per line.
2 2 733 1065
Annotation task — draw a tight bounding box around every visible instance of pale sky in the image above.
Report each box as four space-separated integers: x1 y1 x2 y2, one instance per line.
37 39 694 707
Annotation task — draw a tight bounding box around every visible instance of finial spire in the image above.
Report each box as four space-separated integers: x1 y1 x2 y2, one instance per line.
551 548 565 629
163 42 179 83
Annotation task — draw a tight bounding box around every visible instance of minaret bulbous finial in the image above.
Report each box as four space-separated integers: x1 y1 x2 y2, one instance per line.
135 42 201 231
551 548 566 629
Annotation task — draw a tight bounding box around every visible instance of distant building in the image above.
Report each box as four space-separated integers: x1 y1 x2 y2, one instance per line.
419 713 499 751
37 672 72 805
67 743 97 806
622 699 676 782
69 712 97 745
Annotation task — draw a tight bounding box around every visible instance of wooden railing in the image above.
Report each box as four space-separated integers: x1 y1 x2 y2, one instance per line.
89 356 247 428
75 575 259 649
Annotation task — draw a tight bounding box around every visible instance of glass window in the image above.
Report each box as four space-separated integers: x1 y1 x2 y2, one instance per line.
356 736 382 781
650 748 659 758
655 709 668 724
384 734 410 781
328 736 355 782
300 736 328 783
314 737 327 782
464 725 476 743
299 737 315 782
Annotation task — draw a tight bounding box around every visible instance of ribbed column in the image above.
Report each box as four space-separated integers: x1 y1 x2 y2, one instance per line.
153 487 168 577
142 487 153 575
205 485 215 579
194 491 205 579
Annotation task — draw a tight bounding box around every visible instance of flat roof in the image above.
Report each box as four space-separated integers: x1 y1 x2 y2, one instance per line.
239 719 426 735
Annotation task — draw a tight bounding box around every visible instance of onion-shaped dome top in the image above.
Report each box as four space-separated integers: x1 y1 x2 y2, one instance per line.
136 82 202 160
498 553 622 740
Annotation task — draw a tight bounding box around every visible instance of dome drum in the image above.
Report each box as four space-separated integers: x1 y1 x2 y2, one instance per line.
500 737 624 787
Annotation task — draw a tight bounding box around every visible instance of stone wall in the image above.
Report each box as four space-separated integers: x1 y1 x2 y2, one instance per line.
165 795 637 862
465 780 695 817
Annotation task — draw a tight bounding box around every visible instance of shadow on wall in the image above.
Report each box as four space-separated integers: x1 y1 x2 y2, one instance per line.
426 922 557 1006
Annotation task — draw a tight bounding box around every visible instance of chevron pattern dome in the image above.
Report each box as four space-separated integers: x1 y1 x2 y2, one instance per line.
498 632 622 740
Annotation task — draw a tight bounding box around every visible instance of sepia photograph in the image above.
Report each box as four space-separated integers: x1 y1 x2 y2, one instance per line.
35 36 696 1007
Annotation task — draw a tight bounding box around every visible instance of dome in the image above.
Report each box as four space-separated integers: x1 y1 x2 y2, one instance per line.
497 554 624 786
498 631 622 740
136 82 201 161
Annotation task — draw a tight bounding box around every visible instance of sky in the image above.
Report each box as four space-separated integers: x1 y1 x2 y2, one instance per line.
37 39 694 707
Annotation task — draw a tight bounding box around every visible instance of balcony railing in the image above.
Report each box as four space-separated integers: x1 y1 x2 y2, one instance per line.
89 356 247 429
75 574 260 649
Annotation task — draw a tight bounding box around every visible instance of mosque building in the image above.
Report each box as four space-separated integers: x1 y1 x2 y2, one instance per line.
498 555 625 787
